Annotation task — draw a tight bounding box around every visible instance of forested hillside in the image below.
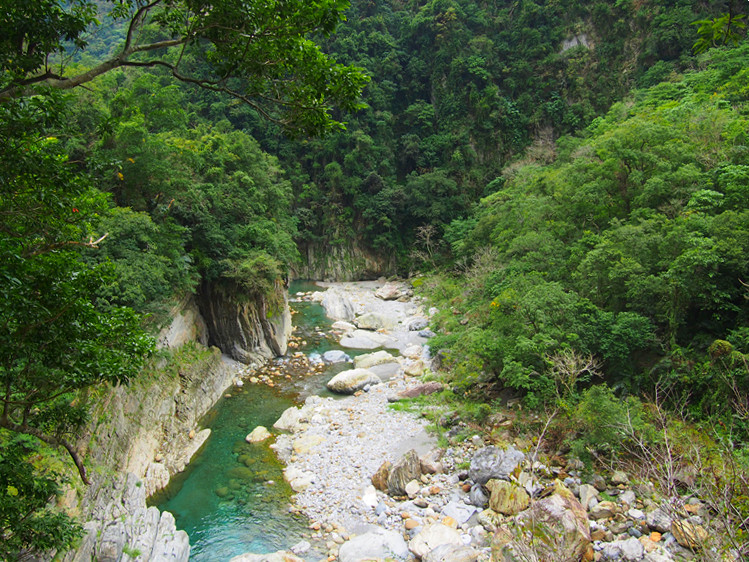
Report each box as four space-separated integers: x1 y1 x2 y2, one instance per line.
1 0 748 558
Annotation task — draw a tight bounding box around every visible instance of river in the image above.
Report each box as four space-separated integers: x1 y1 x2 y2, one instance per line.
151 281 341 560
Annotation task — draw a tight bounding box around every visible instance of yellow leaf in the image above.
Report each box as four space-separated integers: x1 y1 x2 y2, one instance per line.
7 485 18 496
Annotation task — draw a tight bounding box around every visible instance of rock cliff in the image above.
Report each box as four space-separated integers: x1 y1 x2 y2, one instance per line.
64 284 292 561
293 241 395 281
198 279 292 365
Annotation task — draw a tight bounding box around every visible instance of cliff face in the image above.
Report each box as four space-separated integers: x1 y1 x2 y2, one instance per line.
293 241 396 281
65 284 292 561
198 279 292 365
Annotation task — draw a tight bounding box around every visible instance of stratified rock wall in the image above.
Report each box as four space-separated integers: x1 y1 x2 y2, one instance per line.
65 284 291 561
294 241 396 281
198 279 292 365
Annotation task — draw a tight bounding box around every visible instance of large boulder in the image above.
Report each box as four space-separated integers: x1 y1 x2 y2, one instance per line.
354 350 398 369
469 446 525 485
245 426 271 443
375 282 404 300
340 329 396 349
355 312 398 331
338 527 409 562
321 289 356 321
423 544 480 562
273 406 304 432
409 523 464 559
322 349 351 363
486 479 530 516
326 368 382 394
387 449 422 496
231 552 304 562
492 481 590 562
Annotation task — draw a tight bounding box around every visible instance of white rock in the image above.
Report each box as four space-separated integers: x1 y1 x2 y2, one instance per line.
245 426 271 443
409 523 463 558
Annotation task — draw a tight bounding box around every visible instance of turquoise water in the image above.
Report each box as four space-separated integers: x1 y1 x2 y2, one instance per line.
152 281 333 560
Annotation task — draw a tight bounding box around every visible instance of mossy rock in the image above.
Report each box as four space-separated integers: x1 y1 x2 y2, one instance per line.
228 479 242 490
228 466 255 480
215 486 230 498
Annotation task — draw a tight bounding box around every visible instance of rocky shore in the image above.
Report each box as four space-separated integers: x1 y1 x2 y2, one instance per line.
233 280 729 562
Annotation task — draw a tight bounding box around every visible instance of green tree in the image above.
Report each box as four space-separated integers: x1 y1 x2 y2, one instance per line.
0 0 369 136
0 96 153 485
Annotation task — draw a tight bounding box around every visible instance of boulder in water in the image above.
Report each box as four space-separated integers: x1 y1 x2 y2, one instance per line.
326 368 382 394
322 349 351 363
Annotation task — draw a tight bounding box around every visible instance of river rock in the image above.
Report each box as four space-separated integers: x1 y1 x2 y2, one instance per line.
402 344 423 358
646 508 673 533
387 449 422 496
372 461 392 492
404 359 426 377
292 434 325 454
355 312 398 331
608 538 648 560
590 500 618 520
406 317 429 331
326 368 382 394
321 289 356 321
331 320 356 332
579 484 599 511
340 329 396 349
273 406 304 432
492 481 590 562
441 500 478 525
375 282 404 300
245 426 271 443
671 519 708 549
423 543 480 562
230 552 304 562
409 522 464 558
323 349 351 363
284 467 315 492
487 480 530 516
469 483 489 508
354 350 397 369
338 526 409 562
420 448 444 474
469 445 525 485
393 382 444 401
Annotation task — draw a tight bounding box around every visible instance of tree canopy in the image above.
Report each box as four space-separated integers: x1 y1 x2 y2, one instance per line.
0 0 369 136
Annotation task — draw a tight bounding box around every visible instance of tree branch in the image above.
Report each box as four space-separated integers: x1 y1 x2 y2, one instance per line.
0 419 90 484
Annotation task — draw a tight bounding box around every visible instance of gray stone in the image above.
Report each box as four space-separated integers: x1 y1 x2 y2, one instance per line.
469 483 489 507
441 501 478 525
423 543 480 562
326 368 382 394
409 523 464 558
97 520 127 562
388 449 422 496
579 483 599 511
602 537 644 561
290 540 311 555
355 312 397 331
338 527 409 562
149 511 190 562
420 448 445 475
612 470 630 485
419 329 436 338
321 289 355 321
354 350 397 369
331 320 356 332
620 490 636 506
322 350 351 363
407 317 429 331
469 446 525 485
340 329 397 349
646 508 673 533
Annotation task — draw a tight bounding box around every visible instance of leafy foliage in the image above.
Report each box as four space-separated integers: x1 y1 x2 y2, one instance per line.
0 436 82 559
426 45 749 422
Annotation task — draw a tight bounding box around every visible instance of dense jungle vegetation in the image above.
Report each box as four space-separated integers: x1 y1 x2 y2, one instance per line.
1 0 748 557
